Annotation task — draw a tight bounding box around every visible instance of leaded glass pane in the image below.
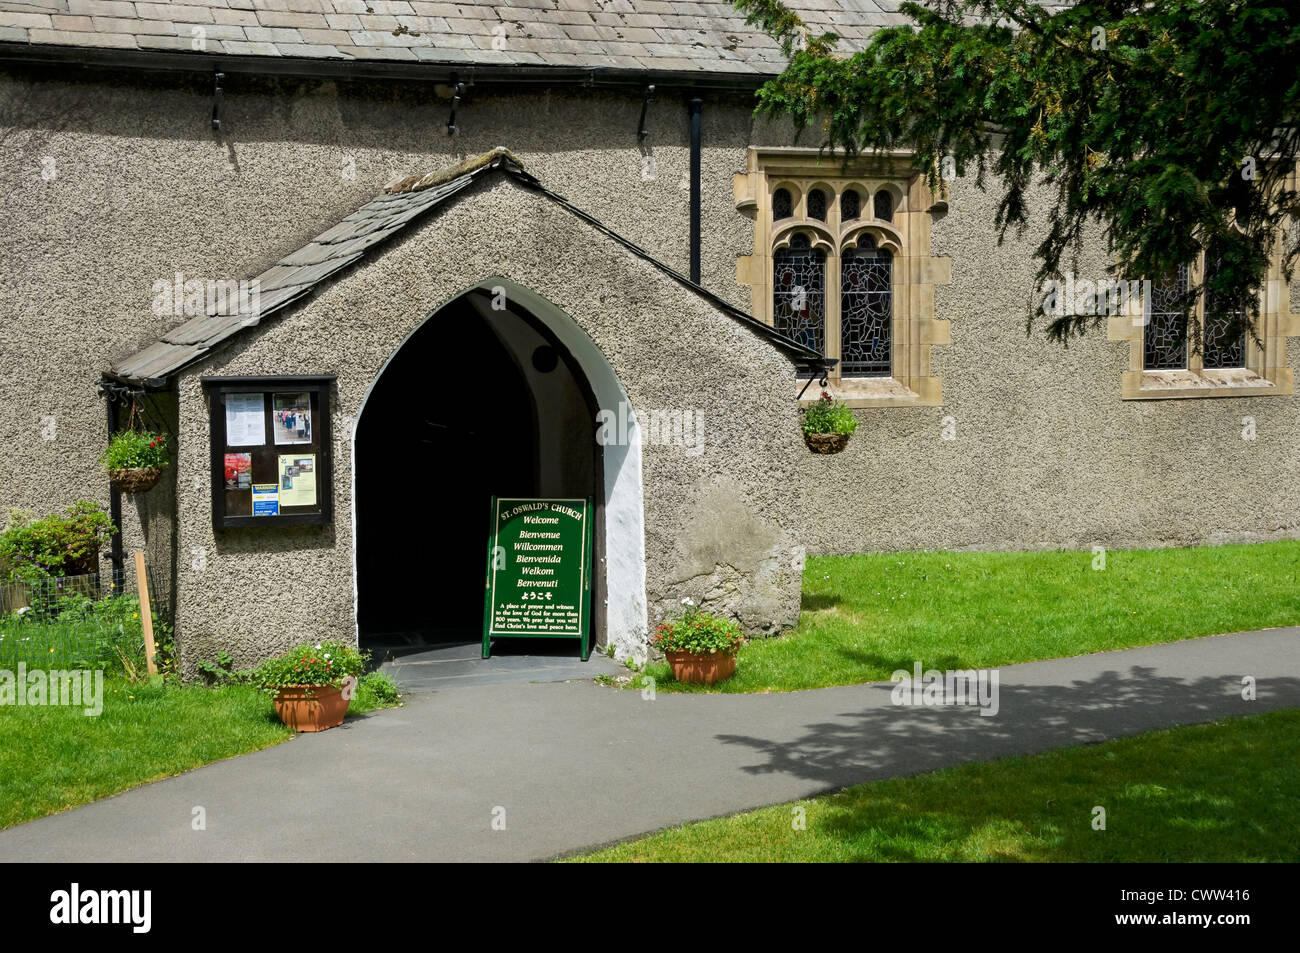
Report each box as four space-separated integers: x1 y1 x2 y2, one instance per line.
1143 264 1190 369
772 188 792 220
808 188 827 221
773 234 826 355
1203 257 1246 369
840 189 860 221
840 237 892 376
873 190 893 221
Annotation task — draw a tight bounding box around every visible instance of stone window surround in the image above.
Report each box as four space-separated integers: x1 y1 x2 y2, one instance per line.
1107 227 1300 400
735 147 951 408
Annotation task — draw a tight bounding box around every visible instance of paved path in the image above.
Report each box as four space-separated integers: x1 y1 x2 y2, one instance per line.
373 641 625 691
2 628 1297 862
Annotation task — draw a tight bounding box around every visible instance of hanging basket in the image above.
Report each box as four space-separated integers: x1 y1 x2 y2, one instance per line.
803 432 851 455
108 467 165 494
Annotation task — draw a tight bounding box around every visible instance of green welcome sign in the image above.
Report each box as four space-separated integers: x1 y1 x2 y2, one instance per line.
483 497 593 660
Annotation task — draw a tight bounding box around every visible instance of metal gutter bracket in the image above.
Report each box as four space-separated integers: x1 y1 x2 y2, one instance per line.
447 80 466 136
637 84 655 142
211 69 224 130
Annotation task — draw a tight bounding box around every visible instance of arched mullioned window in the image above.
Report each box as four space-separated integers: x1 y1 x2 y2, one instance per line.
744 157 950 403
873 190 893 222
807 188 828 221
840 189 860 221
840 235 893 376
773 233 826 355
772 188 793 220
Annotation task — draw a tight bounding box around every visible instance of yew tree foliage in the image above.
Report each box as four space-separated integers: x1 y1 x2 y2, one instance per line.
735 0 1300 345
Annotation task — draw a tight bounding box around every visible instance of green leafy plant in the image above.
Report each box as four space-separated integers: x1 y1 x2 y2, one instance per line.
249 640 368 697
651 599 745 656
0 501 116 581
197 650 241 686
801 391 858 436
356 671 400 706
101 430 169 472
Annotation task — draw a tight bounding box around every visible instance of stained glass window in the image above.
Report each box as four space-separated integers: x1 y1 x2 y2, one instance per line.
873 190 893 221
1144 264 1190 370
772 188 792 220
808 188 828 221
1202 257 1246 369
840 236 892 376
773 234 826 355
840 189 860 221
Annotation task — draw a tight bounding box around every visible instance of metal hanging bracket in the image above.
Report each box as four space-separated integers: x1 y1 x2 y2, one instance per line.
211 70 224 130
637 84 655 142
447 81 466 136
796 366 832 401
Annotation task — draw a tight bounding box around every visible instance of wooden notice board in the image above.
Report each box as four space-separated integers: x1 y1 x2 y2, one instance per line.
202 376 334 530
483 497 593 660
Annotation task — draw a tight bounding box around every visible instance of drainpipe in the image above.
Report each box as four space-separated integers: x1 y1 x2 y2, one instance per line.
105 392 124 576
688 96 702 285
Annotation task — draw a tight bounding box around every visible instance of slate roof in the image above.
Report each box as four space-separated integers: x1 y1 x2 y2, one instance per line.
0 0 909 76
109 147 829 384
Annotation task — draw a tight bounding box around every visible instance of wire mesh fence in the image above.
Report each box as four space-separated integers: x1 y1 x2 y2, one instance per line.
0 562 172 676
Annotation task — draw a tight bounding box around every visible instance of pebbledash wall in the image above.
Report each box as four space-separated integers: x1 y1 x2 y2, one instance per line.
169 176 808 668
3 64 1300 667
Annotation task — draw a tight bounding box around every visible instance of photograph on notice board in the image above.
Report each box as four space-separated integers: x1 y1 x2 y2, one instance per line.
278 453 317 507
223 452 252 491
272 392 311 445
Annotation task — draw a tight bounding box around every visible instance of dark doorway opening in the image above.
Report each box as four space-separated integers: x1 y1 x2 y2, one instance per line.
354 291 598 654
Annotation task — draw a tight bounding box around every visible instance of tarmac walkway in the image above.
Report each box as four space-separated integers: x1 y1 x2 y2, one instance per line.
1 627 1296 862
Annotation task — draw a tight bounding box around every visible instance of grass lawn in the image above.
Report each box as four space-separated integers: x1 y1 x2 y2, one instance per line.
572 709 1300 862
0 675 400 831
639 540 1300 693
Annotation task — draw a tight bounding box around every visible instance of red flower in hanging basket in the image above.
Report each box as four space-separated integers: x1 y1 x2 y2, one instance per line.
820 390 833 402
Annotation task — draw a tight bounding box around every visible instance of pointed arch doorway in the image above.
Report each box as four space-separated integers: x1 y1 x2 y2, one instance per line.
351 279 646 661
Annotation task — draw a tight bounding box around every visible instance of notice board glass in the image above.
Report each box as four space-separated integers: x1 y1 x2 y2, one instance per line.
202 376 334 529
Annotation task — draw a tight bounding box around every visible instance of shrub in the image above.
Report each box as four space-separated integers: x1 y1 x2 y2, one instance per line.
101 430 169 472
801 391 858 436
651 599 745 655
0 500 117 581
249 640 367 696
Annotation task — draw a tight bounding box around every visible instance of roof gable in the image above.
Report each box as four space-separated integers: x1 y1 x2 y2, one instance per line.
109 147 827 384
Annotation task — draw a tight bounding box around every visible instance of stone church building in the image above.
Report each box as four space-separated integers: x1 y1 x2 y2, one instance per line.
1 1 1297 670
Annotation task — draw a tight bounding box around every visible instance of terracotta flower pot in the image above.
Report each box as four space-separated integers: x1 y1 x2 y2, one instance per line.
666 649 738 685
107 467 164 493
273 683 350 732
803 432 851 454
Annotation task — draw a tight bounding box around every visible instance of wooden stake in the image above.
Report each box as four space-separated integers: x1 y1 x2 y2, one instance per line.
133 551 158 678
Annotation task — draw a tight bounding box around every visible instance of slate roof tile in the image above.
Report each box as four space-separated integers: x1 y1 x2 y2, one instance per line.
1 0 915 75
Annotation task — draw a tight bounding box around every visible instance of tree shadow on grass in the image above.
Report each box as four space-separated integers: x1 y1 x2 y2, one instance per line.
827 645 967 679
712 668 1300 860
